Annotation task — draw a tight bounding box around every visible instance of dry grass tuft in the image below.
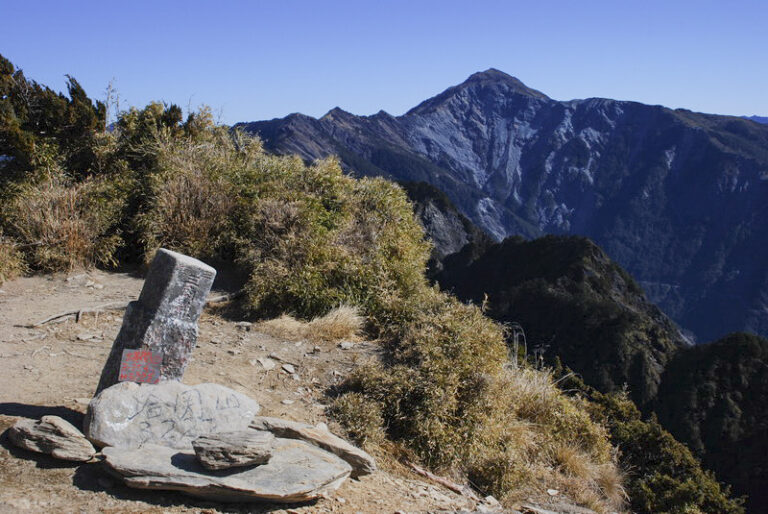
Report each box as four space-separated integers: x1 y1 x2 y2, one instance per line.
3 173 125 272
256 314 307 340
555 444 593 479
0 236 26 283
307 305 363 342
256 305 363 343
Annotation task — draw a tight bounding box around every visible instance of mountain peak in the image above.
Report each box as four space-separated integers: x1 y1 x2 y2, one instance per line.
322 106 353 119
406 69 549 115
462 68 549 99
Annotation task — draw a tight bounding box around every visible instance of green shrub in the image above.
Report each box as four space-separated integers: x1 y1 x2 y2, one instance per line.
332 292 623 510
238 156 430 322
561 373 745 514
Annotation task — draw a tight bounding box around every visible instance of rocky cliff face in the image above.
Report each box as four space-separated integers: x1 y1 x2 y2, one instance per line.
399 181 493 273
237 69 768 341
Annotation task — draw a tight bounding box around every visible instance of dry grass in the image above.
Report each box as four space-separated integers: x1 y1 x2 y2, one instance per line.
4 173 124 272
308 305 364 341
334 315 627 513
0 236 26 283
256 305 364 342
462 368 625 512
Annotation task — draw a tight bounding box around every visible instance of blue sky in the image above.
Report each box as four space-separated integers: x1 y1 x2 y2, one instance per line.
3 0 767 124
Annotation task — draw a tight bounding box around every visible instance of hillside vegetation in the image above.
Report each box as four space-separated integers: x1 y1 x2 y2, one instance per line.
655 333 768 513
0 54 744 513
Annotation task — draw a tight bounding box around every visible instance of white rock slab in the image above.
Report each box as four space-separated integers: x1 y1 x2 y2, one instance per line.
85 381 260 449
102 439 351 503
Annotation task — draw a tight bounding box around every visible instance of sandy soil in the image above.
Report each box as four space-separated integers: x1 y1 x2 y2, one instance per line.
0 269 484 513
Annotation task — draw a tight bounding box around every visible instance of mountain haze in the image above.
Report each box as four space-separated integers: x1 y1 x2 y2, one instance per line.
237 70 768 342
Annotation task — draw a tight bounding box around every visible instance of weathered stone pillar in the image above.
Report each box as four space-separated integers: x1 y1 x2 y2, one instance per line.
95 249 216 394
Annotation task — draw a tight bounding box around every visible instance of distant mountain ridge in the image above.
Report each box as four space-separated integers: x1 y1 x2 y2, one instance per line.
744 115 768 125
237 69 768 342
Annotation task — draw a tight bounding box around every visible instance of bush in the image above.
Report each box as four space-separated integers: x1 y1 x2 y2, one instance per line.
2 165 126 271
560 372 745 514
239 157 430 323
332 292 624 511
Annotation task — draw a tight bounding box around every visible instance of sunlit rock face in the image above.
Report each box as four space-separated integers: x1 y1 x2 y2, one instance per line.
237 69 768 342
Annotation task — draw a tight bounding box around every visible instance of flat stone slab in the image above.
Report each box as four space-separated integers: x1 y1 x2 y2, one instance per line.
102 439 352 503
9 415 96 462
192 430 275 470
85 382 260 449
250 416 376 477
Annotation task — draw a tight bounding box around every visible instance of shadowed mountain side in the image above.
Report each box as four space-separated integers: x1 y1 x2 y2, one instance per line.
655 332 768 514
435 235 689 408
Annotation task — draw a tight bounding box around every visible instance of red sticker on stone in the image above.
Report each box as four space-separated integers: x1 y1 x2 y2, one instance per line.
118 349 162 384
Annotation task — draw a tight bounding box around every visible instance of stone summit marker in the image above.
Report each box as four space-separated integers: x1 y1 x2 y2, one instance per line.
95 248 216 394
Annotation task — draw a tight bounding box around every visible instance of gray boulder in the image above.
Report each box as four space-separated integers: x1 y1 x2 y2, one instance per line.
250 416 376 477
102 439 351 503
85 381 260 449
9 415 96 462
192 430 275 470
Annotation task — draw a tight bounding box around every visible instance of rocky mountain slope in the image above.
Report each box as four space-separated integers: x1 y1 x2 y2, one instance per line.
400 181 494 272
237 70 768 342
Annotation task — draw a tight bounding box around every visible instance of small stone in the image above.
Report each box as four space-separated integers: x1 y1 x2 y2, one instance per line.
546 488 559 496
257 357 276 370
227 349 240 356
336 497 346 504
338 342 354 350
234 321 252 331
281 363 296 374
281 399 294 405
192 431 275 470
9 416 96 462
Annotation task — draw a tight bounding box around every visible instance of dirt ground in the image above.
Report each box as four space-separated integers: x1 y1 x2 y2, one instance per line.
0 269 487 513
